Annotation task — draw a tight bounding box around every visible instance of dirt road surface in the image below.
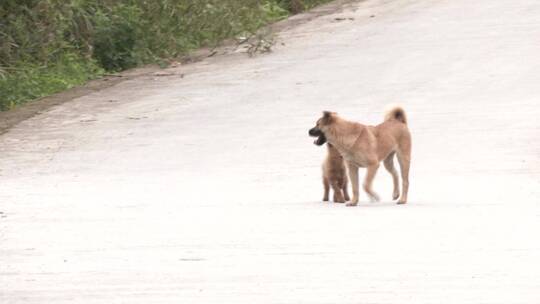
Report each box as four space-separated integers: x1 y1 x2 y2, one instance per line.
1 0 540 303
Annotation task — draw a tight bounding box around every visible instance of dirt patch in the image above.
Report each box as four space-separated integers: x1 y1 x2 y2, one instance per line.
0 0 358 135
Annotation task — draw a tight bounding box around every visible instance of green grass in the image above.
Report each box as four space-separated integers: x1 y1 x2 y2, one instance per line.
0 54 103 111
0 0 331 111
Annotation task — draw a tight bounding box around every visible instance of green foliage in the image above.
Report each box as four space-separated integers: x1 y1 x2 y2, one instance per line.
0 53 103 111
0 0 332 110
262 1 290 22
93 4 142 70
278 0 332 12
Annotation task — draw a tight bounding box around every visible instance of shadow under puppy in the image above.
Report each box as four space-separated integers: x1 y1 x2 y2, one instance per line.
314 134 350 203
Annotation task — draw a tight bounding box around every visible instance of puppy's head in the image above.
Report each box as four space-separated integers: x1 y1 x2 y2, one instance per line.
308 111 336 146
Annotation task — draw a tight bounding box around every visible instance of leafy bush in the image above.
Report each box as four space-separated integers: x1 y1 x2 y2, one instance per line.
93 4 142 71
0 53 103 111
0 0 332 110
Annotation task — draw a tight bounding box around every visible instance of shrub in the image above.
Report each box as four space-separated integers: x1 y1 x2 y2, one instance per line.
0 53 103 111
0 0 332 110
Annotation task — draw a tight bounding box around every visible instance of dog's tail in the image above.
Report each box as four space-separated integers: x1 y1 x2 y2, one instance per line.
384 105 407 124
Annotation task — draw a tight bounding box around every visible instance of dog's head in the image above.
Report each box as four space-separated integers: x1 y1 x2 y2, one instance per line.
308 111 336 146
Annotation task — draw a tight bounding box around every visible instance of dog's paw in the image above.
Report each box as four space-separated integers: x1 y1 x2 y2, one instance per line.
334 200 345 204
392 192 400 200
397 200 407 205
346 201 358 207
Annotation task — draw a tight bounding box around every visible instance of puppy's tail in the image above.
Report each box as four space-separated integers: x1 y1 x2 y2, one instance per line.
384 105 407 124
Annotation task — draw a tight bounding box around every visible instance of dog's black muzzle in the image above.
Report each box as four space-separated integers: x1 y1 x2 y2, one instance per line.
308 127 322 137
309 127 327 146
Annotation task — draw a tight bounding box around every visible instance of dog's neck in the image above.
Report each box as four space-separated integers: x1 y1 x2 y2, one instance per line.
324 117 366 154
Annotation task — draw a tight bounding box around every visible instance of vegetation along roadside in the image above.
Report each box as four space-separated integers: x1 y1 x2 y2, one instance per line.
0 0 332 111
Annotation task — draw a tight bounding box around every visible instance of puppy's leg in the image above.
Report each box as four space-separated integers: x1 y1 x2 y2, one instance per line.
331 181 345 203
342 179 350 201
363 163 381 202
323 177 330 202
396 149 411 204
346 163 359 206
383 152 400 200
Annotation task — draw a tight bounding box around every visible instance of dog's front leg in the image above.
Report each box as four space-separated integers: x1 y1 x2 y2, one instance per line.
346 163 359 206
323 177 330 201
331 181 345 203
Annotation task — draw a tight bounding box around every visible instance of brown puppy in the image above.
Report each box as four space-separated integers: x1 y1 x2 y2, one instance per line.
321 143 350 203
309 106 411 206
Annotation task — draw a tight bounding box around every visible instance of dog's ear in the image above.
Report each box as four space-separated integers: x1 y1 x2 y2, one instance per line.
322 111 336 124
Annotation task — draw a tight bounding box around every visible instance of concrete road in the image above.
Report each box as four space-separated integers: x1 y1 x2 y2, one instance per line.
1 0 540 303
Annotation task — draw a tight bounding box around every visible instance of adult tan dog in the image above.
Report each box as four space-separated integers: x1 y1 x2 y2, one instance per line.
322 143 350 203
309 107 411 206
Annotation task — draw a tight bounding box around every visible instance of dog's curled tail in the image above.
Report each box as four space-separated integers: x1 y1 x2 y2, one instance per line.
384 105 407 124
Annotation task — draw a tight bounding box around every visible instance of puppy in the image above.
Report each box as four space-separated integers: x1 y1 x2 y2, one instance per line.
321 143 350 203
309 106 411 206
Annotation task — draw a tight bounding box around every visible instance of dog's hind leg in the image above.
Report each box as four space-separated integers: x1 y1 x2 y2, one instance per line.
363 163 381 202
323 177 330 201
331 181 345 203
346 163 359 206
384 152 400 200
396 147 411 204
